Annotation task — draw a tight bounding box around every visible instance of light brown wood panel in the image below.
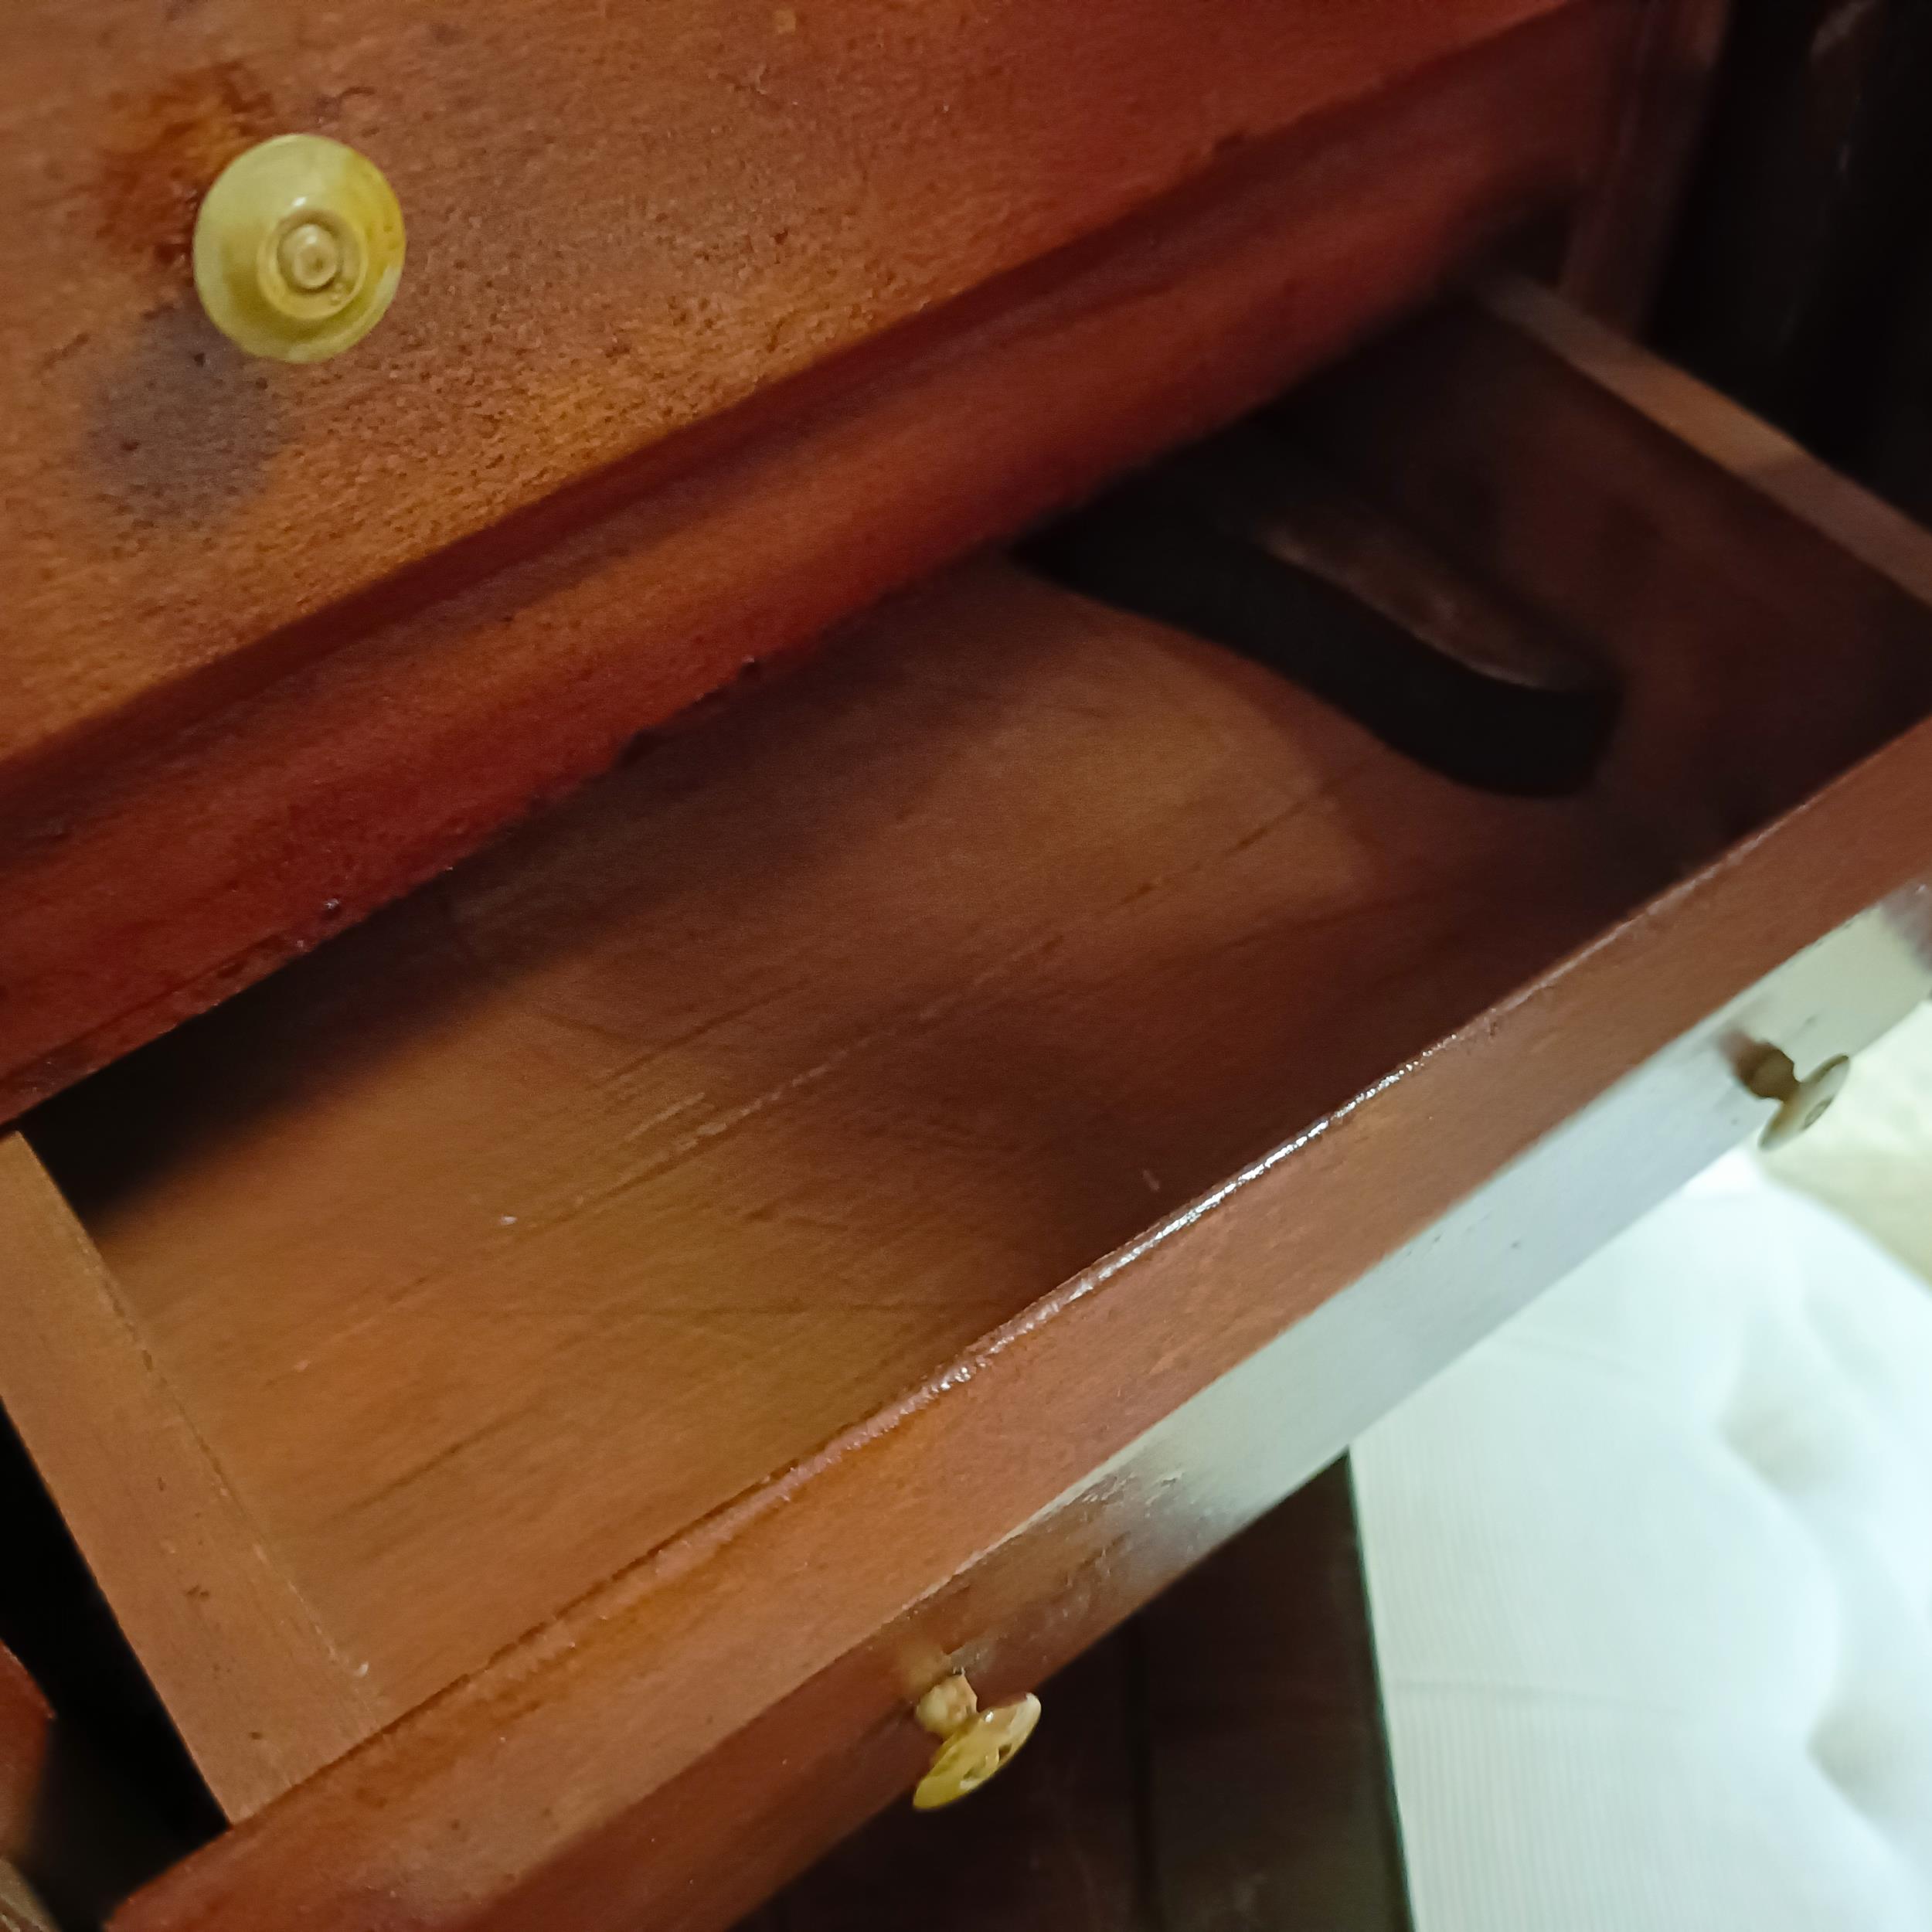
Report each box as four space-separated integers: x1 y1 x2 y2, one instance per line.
25 557 1657 1811
0 5 1628 1121
109 859 1932 1932
0 1143 379 1818
1 0 1573 798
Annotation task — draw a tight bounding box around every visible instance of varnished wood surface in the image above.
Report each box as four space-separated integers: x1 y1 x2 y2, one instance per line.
0 5 1628 1122
757 1637 1148 1932
5 0 1570 794
1293 276 1932 854
84 288 1932 1932
25 556 1654 1811
106 862 1932 1932
748 1461 1407 1932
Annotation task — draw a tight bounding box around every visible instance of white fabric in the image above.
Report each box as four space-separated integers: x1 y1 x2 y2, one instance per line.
1355 1009 1932 1932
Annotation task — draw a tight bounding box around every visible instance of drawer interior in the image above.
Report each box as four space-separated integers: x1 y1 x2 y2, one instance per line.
0 2 1623 1128
10 281 1932 1835
15 551 1659 1820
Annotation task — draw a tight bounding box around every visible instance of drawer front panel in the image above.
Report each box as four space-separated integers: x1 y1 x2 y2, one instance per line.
3 0 1573 794
0 5 1624 1122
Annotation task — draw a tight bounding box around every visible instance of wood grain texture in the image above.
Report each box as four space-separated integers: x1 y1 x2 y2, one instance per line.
105 826 1932 1932
0 3 1630 1122
0 1141 379 1819
1 0 1572 795
86 291 1932 1932
1291 274 1932 855
24 556 1655 1812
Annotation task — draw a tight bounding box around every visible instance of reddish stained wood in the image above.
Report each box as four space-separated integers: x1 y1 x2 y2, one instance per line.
105 784 1932 1932
2 0 1572 798
19 556 1654 1807
757 1461 1404 1932
1291 275 1932 855
0 5 1630 1121
91 293 1932 1931
767 1640 1146 1932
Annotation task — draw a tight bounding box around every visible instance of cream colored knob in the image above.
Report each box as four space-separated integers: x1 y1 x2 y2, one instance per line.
192 134 405 362
911 1674 1040 1810
1743 1045 1851 1150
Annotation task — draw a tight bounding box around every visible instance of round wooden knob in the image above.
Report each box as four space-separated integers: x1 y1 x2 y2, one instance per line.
1743 1045 1851 1150
192 134 405 362
911 1674 1040 1810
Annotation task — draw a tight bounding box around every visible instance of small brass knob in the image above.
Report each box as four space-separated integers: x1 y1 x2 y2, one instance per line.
1743 1045 1851 1150
192 134 405 363
911 1674 1040 1810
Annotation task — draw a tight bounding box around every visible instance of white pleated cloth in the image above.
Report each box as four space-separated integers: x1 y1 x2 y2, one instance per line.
1355 1007 1932 1932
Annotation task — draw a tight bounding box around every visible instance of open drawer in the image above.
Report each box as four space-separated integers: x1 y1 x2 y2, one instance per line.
5 281 1932 1931
0 0 1635 1121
